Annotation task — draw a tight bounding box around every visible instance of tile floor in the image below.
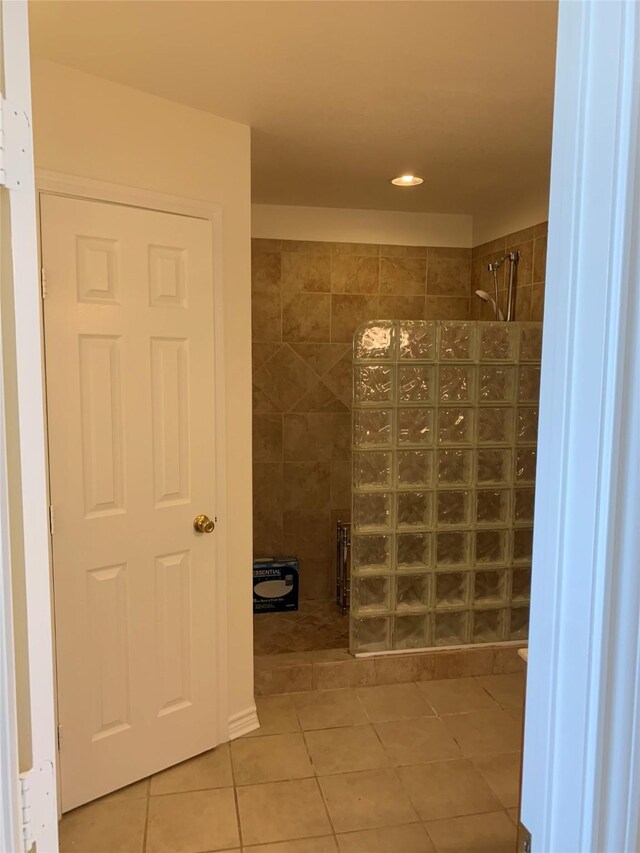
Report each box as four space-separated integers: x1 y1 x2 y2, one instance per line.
253 599 349 655
59 672 525 853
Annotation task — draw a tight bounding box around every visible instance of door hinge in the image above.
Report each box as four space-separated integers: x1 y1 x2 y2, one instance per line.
19 772 34 853
0 97 31 190
40 268 47 300
518 820 532 853
48 505 55 535
57 724 63 751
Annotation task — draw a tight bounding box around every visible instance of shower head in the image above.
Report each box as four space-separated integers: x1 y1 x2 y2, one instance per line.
475 290 505 321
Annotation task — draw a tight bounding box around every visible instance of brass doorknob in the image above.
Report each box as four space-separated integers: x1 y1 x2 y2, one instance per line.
193 514 215 534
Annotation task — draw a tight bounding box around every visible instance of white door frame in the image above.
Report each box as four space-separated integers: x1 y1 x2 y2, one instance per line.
522 2 640 851
37 171 231 762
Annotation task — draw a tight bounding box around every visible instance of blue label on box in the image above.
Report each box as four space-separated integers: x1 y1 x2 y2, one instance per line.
253 558 299 613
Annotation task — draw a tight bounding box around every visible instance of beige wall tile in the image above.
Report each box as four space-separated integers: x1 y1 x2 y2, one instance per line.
337 823 434 853
253 345 317 411
283 462 330 513
253 384 281 414
236 778 331 845
305 724 389 775
282 252 331 293
378 295 426 320
253 290 282 343
330 460 351 509
284 414 333 462
291 380 349 413
253 462 283 555
472 752 522 808
253 414 283 463
397 760 500 822
531 283 545 320
146 788 239 853
231 733 313 785
323 351 354 407
331 413 352 460
332 242 380 256
514 284 532 321
506 225 537 245
441 708 522 756
150 745 232 795
319 768 418 833
379 244 428 258
297 557 334 600
313 659 376 689
283 293 331 342
283 510 331 561
290 342 351 377
283 240 332 254
356 683 435 722
254 664 314 695
292 687 368 730
533 234 547 283
253 342 281 373
416 677 499 715
374 717 461 766
379 257 426 295
427 251 471 297
252 249 281 295
253 238 282 253
331 294 379 343
59 798 147 853
492 647 527 674
331 256 379 294
424 810 516 853
425 296 470 319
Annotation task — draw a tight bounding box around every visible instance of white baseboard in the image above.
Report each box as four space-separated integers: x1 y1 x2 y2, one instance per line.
228 704 259 740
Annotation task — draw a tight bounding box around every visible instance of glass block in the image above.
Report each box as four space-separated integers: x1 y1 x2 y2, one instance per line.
512 567 532 602
434 611 469 646
516 407 538 444
479 323 517 361
438 449 473 485
397 450 433 488
472 609 507 643
394 614 431 650
436 531 470 567
477 449 512 485
439 365 476 402
437 490 471 526
438 407 474 445
397 532 432 570
354 321 395 360
354 365 393 404
509 606 530 640
439 322 475 361
475 529 508 564
397 491 432 528
514 488 535 524
352 533 391 573
515 448 537 483
353 451 392 489
476 489 510 525
398 365 435 402
477 407 514 445
513 527 533 563
520 325 543 361
352 616 391 652
353 492 391 530
473 570 507 604
518 365 541 402
435 572 469 608
398 408 434 445
354 409 392 447
478 366 516 402
352 575 390 614
395 573 431 611
399 321 436 360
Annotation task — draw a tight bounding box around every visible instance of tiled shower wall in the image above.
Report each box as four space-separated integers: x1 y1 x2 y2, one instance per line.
252 239 472 599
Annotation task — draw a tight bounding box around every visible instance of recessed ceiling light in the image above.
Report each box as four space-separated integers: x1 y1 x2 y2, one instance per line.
391 174 424 187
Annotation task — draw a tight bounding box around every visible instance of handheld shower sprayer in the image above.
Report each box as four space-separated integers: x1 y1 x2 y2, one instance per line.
477 250 520 321
475 290 504 321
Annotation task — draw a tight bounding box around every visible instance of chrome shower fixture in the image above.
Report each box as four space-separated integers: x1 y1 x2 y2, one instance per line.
482 250 520 321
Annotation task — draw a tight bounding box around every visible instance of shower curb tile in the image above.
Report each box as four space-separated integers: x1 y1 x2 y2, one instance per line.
255 664 314 696
432 649 493 680
313 659 376 690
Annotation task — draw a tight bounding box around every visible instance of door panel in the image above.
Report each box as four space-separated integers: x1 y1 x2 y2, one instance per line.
41 194 218 811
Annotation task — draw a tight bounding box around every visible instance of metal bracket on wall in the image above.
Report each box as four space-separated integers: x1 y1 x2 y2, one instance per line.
0 97 31 190
518 820 532 852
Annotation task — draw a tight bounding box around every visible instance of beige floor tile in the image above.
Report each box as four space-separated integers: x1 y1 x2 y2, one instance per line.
292 688 368 730
99 778 149 803
237 778 332 846
396 760 500 822
146 788 239 853
319 768 417 833
472 753 521 808
476 673 526 708
245 695 301 738
150 744 232 795
231 733 313 785
59 798 147 853
374 717 461 766
416 678 500 715
337 823 435 852
356 683 435 723
244 838 338 853
441 709 522 757
305 724 389 775
424 810 517 853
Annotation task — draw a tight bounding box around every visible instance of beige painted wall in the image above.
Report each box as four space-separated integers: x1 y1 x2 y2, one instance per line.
29 59 254 725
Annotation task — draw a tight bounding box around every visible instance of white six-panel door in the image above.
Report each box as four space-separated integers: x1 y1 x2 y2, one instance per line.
41 194 218 811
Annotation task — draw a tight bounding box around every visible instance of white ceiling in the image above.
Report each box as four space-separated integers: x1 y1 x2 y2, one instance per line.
28 0 558 217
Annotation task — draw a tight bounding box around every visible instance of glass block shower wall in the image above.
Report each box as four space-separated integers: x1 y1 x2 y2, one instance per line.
350 320 542 654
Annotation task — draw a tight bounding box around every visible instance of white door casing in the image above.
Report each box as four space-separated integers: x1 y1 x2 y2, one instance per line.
42 193 220 811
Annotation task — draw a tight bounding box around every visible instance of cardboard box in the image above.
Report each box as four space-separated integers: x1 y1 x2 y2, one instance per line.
253 557 299 613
